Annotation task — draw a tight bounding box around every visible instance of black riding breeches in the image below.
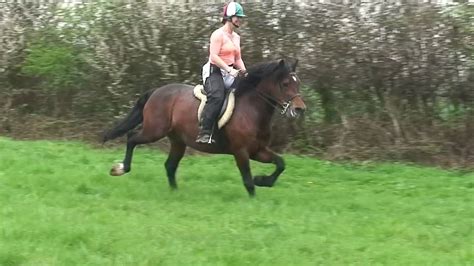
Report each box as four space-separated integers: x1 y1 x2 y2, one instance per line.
201 65 225 132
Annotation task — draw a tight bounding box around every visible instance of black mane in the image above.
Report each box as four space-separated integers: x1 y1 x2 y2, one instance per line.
235 60 294 97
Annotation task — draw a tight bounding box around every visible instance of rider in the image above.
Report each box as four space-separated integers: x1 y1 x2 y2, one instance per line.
196 1 247 144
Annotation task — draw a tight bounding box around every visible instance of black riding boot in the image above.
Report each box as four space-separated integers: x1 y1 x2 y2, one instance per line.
196 117 215 144
196 65 225 144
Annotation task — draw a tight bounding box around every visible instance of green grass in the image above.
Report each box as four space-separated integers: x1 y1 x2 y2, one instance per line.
0 137 472 265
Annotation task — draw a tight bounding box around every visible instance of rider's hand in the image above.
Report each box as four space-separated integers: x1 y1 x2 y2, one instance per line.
228 68 240 78
239 69 248 77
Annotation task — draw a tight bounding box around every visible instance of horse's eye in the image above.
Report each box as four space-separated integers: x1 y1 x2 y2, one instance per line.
282 82 290 88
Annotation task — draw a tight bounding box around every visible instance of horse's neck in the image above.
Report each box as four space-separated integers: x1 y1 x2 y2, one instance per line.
238 89 276 128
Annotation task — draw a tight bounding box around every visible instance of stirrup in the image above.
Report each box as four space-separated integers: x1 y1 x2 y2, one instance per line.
195 133 215 144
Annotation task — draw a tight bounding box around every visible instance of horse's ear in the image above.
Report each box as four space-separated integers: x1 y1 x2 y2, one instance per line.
273 59 286 73
278 59 285 69
292 59 298 72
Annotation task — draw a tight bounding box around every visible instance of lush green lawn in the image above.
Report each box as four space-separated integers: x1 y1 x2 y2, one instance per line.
0 137 472 265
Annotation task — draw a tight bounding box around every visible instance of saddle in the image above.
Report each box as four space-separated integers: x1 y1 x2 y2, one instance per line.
193 85 235 129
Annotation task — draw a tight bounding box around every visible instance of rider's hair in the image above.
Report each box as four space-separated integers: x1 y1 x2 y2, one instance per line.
222 16 233 24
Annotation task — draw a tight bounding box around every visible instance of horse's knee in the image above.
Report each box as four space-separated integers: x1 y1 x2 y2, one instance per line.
164 159 177 172
164 159 171 169
274 156 285 173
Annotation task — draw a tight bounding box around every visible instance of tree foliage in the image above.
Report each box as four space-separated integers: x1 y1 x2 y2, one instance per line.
0 1 472 167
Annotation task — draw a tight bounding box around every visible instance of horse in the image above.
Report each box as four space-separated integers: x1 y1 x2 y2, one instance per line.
102 59 306 196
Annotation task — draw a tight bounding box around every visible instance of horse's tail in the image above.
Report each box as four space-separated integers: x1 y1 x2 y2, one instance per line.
102 89 155 143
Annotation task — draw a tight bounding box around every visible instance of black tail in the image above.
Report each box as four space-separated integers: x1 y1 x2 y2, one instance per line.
102 89 155 143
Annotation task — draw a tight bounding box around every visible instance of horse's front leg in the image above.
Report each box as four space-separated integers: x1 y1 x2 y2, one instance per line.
233 150 255 197
251 147 285 187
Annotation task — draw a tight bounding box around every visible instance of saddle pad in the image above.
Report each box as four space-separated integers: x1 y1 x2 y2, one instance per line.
193 85 235 129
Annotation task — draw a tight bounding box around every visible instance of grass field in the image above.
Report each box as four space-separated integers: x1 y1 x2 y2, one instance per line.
0 137 472 265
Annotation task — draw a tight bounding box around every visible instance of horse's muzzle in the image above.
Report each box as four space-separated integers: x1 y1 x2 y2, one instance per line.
287 106 305 119
282 94 306 119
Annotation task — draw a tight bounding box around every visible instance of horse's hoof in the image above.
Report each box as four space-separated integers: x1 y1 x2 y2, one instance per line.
254 175 273 187
110 163 125 176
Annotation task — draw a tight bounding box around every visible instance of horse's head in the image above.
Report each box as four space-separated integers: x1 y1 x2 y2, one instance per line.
249 59 306 118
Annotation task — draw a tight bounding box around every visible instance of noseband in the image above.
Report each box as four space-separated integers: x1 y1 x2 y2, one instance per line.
279 94 301 115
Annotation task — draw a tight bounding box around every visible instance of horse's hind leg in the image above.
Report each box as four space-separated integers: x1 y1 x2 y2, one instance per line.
164 140 186 189
250 147 285 187
110 128 165 176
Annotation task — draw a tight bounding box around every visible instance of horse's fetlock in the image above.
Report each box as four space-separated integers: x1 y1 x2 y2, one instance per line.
246 187 256 197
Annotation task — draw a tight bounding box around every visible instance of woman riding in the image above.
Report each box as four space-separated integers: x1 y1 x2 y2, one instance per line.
196 1 247 144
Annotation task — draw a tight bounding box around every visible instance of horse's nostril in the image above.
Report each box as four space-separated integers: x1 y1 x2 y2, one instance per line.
295 107 305 114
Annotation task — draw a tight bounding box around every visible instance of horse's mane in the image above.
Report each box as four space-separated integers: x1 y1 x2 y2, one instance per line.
235 60 293 97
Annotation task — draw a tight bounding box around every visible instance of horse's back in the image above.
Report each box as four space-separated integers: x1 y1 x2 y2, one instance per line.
149 83 194 100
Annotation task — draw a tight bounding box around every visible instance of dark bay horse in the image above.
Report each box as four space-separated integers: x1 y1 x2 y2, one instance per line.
103 59 306 196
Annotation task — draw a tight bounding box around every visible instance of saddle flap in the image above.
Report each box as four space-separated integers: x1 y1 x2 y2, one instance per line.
193 85 235 129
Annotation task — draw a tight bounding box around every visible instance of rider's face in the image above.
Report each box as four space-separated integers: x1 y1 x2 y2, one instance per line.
231 16 243 27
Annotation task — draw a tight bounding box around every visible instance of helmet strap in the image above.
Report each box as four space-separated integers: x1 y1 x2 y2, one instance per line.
230 16 240 28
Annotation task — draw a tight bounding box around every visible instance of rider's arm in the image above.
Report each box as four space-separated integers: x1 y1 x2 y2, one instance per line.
209 31 233 73
234 58 246 71
233 35 246 71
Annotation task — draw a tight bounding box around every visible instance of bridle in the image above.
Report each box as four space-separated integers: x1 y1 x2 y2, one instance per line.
256 72 302 115
258 92 301 115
